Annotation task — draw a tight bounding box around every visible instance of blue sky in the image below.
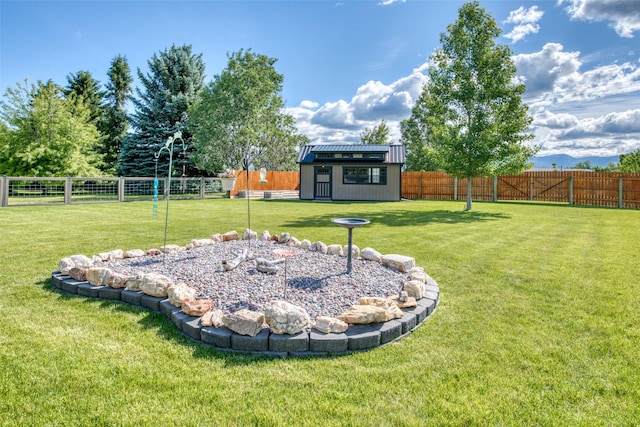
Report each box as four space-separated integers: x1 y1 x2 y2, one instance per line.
2 0 639 161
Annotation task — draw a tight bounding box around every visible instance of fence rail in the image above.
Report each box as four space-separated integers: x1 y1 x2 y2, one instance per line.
2 171 640 209
402 171 640 209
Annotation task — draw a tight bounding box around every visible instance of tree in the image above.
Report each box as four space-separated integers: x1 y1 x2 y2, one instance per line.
400 93 441 171
189 49 306 173
416 1 537 210
117 44 205 177
360 119 392 145
99 55 133 174
63 70 105 126
619 149 640 172
0 80 102 176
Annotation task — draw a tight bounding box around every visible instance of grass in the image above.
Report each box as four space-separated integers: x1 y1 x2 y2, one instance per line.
0 199 638 426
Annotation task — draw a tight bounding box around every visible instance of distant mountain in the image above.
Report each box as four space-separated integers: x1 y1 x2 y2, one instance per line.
532 154 619 169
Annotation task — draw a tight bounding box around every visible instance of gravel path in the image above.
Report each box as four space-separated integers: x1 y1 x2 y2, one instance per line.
104 239 409 319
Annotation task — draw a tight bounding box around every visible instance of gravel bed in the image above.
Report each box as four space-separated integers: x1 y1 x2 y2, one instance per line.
104 239 409 319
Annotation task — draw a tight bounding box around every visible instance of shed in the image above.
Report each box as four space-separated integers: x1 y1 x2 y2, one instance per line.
296 144 406 201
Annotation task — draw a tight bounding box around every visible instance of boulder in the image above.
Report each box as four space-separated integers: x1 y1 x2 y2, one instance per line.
210 233 223 243
160 244 182 253
106 272 129 289
300 239 312 250
139 272 174 297
403 280 425 299
243 228 257 241
67 266 88 281
327 244 344 256
358 297 404 320
337 305 388 324
58 258 75 275
312 316 349 334
222 309 265 337
167 283 197 307
259 230 271 241
97 249 123 261
146 248 162 256
124 249 145 258
310 241 328 254
287 236 300 247
182 299 214 317
264 300 311 335
124 272 145 291
86 267 113 286
186 239 215 249
381 254 415 273
361 247 382 262
279 232 291 244
222 230 239 241
408 267 428 283
201 309 225 328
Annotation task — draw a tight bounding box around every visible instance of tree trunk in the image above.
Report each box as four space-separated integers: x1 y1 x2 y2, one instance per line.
465 176 473 211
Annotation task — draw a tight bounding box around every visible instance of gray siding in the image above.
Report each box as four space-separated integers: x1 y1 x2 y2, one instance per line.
300 164 402 201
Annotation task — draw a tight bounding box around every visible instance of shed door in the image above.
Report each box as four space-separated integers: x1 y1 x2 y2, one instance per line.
314 166 332 200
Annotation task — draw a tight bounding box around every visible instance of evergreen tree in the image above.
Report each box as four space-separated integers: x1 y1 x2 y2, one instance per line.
190 49 306 173
117 45 205 177
0 80 102 176
414 1 537 210
64 70 105 126
100 55 133 174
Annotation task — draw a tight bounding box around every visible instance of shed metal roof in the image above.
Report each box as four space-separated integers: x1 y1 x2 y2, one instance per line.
297 144 406 164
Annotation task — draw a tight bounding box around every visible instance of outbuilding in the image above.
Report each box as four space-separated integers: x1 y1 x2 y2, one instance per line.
296 144 406 201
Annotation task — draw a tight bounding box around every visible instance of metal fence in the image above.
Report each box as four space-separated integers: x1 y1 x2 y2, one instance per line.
3 171 640 209
0 176 230 207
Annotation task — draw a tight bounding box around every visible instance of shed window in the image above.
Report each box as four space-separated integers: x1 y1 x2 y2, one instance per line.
343 167 387 185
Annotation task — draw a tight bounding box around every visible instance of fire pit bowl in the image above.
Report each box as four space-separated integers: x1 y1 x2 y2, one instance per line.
331 218 370 274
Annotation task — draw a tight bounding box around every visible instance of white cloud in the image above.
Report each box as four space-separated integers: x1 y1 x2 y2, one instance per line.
504 6 544 43
513 43 582 95
560 0 640 38
533 110 580 129
377 0 405 6
286 69 427 143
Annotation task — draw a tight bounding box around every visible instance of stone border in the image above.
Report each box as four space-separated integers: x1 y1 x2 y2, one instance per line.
49 271 439 357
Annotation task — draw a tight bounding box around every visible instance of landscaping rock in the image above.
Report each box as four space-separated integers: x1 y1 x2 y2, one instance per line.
167 283 197 307
182 299 214 317
68 266 88 281
106 272 129 289
222 231 239 241
327 244 343 256
312 316 349 334
337 305 388 324
403 280 425 299
123 249 145 258
358 296 403 320
223 309 265 337
360 247 382 262
310 241 328 254
264 300 310 335
139 272 173 297
200 309 224 328
86 267 112 286
381 254 415 273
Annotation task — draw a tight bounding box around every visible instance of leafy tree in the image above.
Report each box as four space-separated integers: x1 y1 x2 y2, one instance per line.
0 80 102 176
63 70 105 125
417 1 537 210
360 119 392 145
99 55 133 174
619 149 640 172
400 94 441 171
117 44 205 177
190 49 306 173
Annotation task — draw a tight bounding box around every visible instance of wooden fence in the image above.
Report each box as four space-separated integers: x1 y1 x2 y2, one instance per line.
402 171 640 209
2 170 639 209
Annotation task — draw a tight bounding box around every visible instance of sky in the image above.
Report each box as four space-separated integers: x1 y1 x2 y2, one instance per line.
1 0 640 163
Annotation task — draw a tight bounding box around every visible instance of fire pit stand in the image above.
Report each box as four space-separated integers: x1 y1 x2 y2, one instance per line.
331 218 370 274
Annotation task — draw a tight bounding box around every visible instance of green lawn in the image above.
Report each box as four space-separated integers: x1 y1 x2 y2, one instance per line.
0 199 638 426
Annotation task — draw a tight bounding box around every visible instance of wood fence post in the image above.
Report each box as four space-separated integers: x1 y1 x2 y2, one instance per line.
569 176 574 205
493 176 498 202
64 177 72 204
200 177 205 199
418 174 423 199
619 177 623 208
